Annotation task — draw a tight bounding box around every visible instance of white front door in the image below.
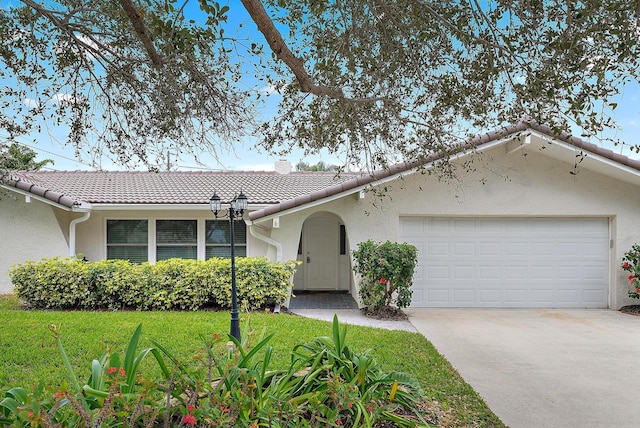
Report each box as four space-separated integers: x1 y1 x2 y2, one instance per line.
301 216 339 290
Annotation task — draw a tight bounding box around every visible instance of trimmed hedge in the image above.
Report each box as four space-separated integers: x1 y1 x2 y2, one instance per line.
9 257 297 311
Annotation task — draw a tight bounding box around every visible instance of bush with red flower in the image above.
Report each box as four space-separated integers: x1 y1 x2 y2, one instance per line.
352 240 418 311
621 244 640 299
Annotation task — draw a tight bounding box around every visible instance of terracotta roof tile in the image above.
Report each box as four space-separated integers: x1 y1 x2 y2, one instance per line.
5 170 357 207
5 120 640 217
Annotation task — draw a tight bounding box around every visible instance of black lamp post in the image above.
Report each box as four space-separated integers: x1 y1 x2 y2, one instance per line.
209 191 248 342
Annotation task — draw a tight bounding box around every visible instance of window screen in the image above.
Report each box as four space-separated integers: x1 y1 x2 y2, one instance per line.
205 219 247 259
156 220 197 260
106 220 148 263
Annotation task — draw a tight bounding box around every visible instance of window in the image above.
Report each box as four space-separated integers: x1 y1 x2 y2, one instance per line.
340 225 346 255
205 219 247 258
106 219 247 262
156 220 197 260
107 220 148 263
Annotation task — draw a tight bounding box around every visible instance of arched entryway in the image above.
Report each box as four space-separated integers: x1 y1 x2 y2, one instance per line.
293 213 351 291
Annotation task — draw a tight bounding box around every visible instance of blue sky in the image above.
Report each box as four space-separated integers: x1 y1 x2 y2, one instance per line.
4 1 640 171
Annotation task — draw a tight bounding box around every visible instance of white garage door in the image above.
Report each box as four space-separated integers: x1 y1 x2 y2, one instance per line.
400 217 609 308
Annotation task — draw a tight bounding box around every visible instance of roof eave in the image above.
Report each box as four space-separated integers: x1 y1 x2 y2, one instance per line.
1 183 76 211
86 203 273 211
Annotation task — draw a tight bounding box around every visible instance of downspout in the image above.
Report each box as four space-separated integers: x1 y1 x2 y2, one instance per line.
69 211 91 257
249 224 282 261
249 223 286 312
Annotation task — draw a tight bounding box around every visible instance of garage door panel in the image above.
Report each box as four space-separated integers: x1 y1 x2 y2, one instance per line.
584 265 608 280
531 264 554 279
453 289 475 303
453 266 473 279
428 265 449 279
428 288 449 304
478 289 501 301
401 217 609 308
478 265 501 279
427 242 449 256
506 265 528 279
454 242 475 256
584 290 607 304
557 290 580 302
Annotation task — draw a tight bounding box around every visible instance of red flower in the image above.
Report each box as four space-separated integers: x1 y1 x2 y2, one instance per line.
380 278 387 284
119 368 126 377
212 333 221 341
187 405 195 412
635 287 639 293
107 367 117 375
28 412 34 419
347 402 353 408
183 414 196 425
368 407 373 413
622 262 630 268
336 421 343 426
629 275 635 284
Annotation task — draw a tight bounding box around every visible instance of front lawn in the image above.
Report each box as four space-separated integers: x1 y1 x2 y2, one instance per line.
0 295 504 427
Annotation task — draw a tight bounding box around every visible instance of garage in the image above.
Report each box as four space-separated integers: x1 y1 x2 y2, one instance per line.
400 217 610 308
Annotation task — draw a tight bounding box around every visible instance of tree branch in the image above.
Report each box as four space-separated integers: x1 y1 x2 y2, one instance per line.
240 0 346 99
117 0 163 69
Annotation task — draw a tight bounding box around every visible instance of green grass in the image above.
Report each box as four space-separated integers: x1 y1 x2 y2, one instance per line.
0 295 505 427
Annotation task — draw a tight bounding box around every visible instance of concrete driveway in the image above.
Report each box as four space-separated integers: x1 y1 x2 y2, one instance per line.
404 308 640 428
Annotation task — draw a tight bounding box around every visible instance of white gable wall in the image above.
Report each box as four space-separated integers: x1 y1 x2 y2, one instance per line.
0 195 70 294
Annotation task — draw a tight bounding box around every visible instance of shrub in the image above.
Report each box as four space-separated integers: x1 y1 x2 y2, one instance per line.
7 257 92 310
621 244 640 299
352 240 418 311
0 317 427 427
10 257 297 311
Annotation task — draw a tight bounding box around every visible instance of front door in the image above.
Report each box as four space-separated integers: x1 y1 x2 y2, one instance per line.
301 216 339 290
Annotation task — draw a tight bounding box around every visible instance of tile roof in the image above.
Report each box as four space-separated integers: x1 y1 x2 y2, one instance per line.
4 170 358 208
4 120 640 214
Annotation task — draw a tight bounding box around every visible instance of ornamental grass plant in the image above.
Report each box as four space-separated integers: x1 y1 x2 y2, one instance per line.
0 295 505 427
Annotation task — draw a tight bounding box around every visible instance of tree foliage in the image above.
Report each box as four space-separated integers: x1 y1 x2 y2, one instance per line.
1 0 639 170
0 0 254 168
256 0 640 169
295 160 340 172
0 143 53 172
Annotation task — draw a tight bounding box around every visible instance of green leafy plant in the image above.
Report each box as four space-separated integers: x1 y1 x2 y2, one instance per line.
621 244 640 299
352 240 418 311
0 316 428 427
10 257 297 311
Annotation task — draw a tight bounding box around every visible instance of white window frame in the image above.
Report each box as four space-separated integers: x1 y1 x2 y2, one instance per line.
105 216 248 263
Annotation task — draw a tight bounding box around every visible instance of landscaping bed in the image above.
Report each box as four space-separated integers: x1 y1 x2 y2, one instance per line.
0 295 505 427
620 305 640 316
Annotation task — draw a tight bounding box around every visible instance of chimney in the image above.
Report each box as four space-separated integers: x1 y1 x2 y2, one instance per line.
274 160 292 174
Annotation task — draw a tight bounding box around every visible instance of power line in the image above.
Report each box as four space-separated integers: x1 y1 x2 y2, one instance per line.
9 141 96 170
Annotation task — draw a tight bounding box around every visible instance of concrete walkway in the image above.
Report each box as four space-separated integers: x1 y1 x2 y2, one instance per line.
289 308 417 332
405 308 640 428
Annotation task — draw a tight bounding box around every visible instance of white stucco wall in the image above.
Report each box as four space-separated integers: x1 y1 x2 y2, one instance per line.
0 195 70 294
252 143 640 309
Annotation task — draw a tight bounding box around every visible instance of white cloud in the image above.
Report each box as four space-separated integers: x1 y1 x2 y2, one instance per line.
49 93 76 106
23 98 39 109
261 81 289 96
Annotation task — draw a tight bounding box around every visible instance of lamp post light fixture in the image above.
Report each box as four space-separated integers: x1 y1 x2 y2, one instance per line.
209 190 248 342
